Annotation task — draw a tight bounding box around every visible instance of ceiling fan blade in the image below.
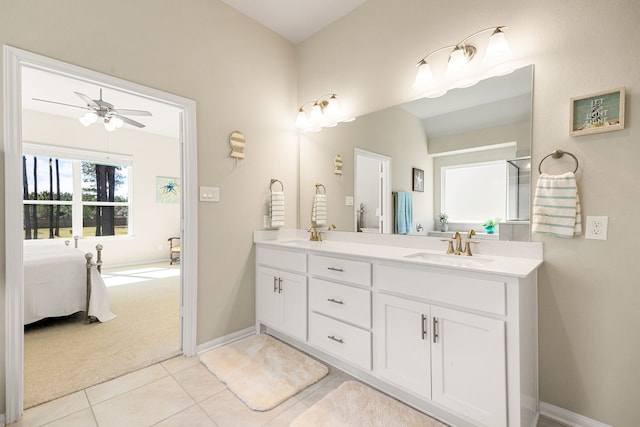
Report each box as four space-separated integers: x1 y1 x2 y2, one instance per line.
112 108 153 117
32 98 89 110
112 114 146 128
74 92 100 109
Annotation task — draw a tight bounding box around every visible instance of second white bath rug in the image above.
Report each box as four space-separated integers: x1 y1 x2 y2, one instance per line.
291 380 448 427
200 333 328 411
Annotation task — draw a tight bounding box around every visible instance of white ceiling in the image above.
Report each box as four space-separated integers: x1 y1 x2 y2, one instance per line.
22 66 181 139
220 0 367 43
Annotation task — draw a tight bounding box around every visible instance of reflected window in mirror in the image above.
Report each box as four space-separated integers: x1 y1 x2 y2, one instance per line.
442 161 508 223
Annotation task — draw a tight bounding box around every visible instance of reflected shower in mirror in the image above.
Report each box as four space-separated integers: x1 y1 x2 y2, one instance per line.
299 64 533 241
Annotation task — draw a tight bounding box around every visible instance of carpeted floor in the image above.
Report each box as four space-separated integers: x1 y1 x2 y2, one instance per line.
23 263 181 408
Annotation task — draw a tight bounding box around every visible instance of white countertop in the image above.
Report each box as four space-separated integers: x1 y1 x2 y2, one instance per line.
254 229 543 278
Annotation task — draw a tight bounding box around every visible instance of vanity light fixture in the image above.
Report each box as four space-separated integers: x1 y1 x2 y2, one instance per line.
412 26 513 98
295 93 355 132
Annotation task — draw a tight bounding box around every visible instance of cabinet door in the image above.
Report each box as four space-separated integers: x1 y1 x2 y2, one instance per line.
280 271 308 341
431 306 507 427
376 294 431 398
256 267 281 329
256 267 307 341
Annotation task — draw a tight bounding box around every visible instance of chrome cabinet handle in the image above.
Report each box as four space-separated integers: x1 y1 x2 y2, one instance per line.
421 314 427 340
328 335 344 344
278 277 283 293
327 267 344 272
273 277 278 293
327 298 344 305
433 317 439 343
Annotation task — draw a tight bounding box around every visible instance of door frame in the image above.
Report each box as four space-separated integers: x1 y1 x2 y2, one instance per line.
354 148 391 233
3 45 199 423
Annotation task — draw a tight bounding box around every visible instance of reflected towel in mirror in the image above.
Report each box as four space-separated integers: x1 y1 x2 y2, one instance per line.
394 192 413 234
312 194 327 226
270 191 285 228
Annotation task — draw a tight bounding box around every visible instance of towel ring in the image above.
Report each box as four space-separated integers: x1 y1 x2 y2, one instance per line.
315 183 326 194
270 179 284 192
538 149 579 174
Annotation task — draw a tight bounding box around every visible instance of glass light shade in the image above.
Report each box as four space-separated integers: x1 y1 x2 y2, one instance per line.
79 116 91 127
84 111 98 124
113 117 124 128
486 29 511 58
104 119 117 132
309 103 323 127
412 61 434 89
447 47 469 73
294 109 309 129
324 95 341 121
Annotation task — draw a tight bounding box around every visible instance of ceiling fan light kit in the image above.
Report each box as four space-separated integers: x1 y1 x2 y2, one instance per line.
34 88 152 132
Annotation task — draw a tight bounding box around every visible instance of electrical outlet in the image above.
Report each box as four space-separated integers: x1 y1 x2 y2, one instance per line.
585 216 608 240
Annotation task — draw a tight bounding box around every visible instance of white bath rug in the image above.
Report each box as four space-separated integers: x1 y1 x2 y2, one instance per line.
200 334 328 411
291 380 449 426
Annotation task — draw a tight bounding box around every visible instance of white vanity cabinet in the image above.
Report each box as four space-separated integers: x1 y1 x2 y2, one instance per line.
256 247 307 341
375 261 534 427
307 254 373 370
254 237 540 427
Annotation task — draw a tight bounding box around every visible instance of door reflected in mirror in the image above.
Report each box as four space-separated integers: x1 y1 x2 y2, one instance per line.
299 65 533 241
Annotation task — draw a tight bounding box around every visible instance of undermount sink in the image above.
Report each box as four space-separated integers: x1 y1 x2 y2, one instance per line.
404 252 494 267
277 240 324 248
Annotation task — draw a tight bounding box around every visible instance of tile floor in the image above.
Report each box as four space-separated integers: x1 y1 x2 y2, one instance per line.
12 354 568 427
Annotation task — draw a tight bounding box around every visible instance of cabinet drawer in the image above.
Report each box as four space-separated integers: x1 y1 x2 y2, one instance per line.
309 254 371 286
375 264 506 315
257 247 306 273
309 278 371 328
309 312 372 371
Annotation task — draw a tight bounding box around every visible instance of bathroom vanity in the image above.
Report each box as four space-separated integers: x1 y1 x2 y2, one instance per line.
254 230 542 427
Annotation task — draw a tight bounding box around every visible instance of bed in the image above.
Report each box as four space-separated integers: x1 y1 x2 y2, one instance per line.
23 241 116 325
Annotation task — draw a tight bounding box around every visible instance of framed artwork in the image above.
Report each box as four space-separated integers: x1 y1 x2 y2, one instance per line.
412 167 424 192
156 176 180 204
570 88 625 136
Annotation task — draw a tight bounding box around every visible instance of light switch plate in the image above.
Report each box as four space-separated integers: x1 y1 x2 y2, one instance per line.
200 186 220 202
345 196 354 206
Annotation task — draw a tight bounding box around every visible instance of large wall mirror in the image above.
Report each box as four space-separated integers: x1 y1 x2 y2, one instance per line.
299 64 533 241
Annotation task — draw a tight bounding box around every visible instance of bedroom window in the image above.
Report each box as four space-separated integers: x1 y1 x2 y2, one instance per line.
23 144 132 240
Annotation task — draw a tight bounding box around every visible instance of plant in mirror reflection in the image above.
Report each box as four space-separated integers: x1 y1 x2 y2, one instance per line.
438 213 448 224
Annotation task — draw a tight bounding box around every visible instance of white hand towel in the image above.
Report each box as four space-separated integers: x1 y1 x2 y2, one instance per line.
270 192 285 228
312 194 327 226
532 172 582 238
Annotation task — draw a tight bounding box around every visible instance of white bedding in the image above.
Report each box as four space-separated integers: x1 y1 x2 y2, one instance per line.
23 244 116 325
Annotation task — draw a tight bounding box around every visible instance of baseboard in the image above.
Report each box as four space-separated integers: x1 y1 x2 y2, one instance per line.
196 327 255 354
540 402 612 427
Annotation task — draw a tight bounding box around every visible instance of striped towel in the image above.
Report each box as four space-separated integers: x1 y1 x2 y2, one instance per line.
270 191 285 228
312 194 327 226
532 172 582 238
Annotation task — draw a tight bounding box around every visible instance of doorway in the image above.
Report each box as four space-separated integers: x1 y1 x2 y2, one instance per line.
354 148 391 233
4 46 198 423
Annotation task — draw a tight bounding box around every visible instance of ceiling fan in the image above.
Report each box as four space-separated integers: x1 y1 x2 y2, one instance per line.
33 89 152 131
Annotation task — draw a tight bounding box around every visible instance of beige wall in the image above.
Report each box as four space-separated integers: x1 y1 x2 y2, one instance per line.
22 111 181 265
0 0 298 414
296 0 640 426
